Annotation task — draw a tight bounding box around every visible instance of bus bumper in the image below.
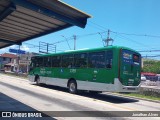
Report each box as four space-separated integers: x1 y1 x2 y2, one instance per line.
114 78 140 93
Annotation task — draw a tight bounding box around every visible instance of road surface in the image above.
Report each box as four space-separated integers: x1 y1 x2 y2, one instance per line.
0 73 160 120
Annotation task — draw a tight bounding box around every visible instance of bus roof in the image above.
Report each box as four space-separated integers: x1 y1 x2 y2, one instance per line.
35 46 140 57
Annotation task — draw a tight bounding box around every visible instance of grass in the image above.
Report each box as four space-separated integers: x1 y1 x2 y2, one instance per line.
120 93 160 101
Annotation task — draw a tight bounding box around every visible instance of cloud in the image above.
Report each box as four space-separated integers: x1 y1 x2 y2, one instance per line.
10 45 30 51
10 45 17 49
20 45 30 51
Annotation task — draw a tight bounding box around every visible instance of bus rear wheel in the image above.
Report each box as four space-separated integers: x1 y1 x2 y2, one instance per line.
35 76 40 85
68 80 77 94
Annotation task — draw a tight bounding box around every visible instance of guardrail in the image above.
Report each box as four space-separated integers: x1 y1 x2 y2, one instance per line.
140 80 160 97
141 80 160 86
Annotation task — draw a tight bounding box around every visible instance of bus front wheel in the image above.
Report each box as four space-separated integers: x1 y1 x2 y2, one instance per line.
68 80 77 94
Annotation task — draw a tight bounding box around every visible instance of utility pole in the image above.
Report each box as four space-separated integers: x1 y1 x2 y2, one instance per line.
73 35 76 50
17 45 20 75
104 29 114 47
107 29 110 46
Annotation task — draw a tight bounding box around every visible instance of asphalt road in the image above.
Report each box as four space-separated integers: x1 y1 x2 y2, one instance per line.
0 73 160 120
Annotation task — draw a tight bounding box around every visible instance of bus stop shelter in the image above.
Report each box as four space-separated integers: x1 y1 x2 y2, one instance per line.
0 0 91 49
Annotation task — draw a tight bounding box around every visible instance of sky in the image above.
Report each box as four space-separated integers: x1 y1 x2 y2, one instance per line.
1 0 160 59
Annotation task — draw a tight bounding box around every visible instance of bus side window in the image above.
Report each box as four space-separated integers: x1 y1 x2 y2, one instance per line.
88 52 105 68
106 50 113 68
37 57 44 67
30 57 36 68
44 57 52 67
52 56 61 67
34 57 43 67
31 57 35 67
62 55 74 68
74 53 87 68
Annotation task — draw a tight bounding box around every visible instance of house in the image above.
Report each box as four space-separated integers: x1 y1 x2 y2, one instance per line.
16 52 39 73
0 53 18 71
0 52 40 73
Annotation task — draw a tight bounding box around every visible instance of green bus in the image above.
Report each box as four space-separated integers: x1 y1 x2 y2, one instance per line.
28 46 141 94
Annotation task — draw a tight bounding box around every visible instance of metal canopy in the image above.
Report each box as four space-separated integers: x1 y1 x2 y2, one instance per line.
0 0 91 49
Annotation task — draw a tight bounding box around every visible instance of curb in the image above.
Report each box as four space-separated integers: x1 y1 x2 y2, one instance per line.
0 73 28 80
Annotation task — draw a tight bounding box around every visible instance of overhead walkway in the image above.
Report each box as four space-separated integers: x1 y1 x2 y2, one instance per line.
0 0 91 49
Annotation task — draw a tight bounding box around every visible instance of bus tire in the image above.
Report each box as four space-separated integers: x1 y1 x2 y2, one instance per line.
35 76 40 85
68 80 77 94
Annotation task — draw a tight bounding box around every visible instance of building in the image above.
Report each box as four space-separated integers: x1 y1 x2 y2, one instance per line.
0 53 17 71
18 52 39 73
0 52 39 73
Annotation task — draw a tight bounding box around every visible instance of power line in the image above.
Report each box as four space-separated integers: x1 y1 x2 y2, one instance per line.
111 31 160 38
24 43 39 48
115 34 150 48
24 30 158 52
77 31 105 38
89 21 160 39
21 19 160 55
61 35 71 50
142 55 160 58
23 29 160 48
24 42 69 53
98 32 105 46
89 21 108 31
138 50 160 52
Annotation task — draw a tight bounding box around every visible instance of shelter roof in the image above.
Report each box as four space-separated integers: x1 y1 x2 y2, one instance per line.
0 0 91 49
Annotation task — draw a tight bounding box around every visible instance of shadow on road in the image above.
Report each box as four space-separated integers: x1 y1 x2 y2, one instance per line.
34 84 139 104
0 92 54 119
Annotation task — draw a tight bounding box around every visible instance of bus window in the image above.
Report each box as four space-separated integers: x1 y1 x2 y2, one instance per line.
122 50 140 65
88 52 105 68
74 53 87 68
32 57 43 67
52 56 61 67
36 57 44 67
106 50 113 68
30 57 37 68
133 54 140 65
44 57 52 67
62 55 74 68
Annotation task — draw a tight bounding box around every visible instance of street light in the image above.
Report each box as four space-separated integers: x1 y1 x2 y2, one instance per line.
61 35 71 50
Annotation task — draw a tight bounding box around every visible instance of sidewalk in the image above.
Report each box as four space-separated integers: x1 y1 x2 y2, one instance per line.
0 92 53 119
0 92 36 111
